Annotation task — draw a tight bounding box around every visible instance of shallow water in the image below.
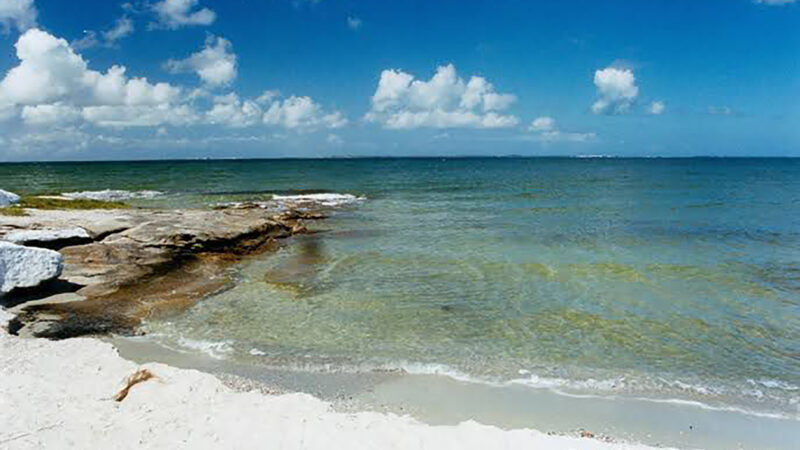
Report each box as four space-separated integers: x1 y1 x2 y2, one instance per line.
4 158 799 431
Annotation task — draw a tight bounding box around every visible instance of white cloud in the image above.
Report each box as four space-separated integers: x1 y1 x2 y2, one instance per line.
0 28 188 128
105 16 134 42
206 93 262 128
82 104 199 127
151 0 216 29
166 36 237 86
347 16 362 30
1 29 91 105
0 29 181 109
0 103 17 121
73 16 134 50
366 64 519 129
649 100 665 115
256 90 279 104
264 95 347 130
755 0 795 5
0 0 37 33
21 103 82 125
0 27 347 148
204 91 346 131
529 116 556 132
72 32 101 50
592 67 639 114
10 127 91 151
527 116 595 142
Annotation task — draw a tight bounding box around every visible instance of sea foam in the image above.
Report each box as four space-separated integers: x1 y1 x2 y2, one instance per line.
62 189 163 201
271 193 365 207
176 337 233 360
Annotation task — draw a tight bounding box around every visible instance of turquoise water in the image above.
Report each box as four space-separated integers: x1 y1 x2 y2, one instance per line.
3 158 799 420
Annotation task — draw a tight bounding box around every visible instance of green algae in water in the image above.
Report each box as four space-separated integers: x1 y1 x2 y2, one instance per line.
19 196 130 210
0 206 28 216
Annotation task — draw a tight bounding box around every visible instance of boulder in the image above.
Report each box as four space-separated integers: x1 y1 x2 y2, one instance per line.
5 227 93 250
0 189 20 207
0 241 63 294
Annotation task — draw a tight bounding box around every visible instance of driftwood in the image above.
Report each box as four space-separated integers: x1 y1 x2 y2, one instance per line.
113 368 157 402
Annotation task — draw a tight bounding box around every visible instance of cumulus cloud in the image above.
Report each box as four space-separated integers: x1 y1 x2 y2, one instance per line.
347 16 362 30
0 29 180 111
529 116 556 132
649 100 665 115
527 116 595 142
0 27 347 153
0 103 17 121
151 0 216 29
205 92 263 128
21 103 82 125
204 92 346 130
0 28 343 132
0 0 37 33
81 104 199 127
73 16 135 50
264 96 347 130
166 36 237 86
592 67 639 114
366 64 518 129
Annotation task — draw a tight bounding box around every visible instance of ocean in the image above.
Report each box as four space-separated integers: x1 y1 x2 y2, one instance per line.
3 157 799 447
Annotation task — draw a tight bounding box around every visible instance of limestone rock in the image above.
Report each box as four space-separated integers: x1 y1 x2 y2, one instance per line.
2 206 319 338
0 189 20 207
81 218 131 240
5 227 92 250
0 241 63 294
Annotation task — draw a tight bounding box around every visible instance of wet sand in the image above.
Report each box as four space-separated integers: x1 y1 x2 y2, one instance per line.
111 334 800 450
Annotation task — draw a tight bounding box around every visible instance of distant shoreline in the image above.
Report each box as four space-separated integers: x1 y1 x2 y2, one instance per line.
2 155 800 164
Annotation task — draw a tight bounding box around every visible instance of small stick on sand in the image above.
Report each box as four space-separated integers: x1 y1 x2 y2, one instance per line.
113 368 156 402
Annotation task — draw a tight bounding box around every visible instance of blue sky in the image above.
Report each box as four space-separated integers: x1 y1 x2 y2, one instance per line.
0 0 797 161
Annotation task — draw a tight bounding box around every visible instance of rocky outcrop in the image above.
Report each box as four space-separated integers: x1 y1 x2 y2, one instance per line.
2 206 319 339
0 241 63 294
5 227 93 250
0 189 20 207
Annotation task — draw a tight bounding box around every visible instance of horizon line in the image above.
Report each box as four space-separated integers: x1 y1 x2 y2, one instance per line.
3 155 800 164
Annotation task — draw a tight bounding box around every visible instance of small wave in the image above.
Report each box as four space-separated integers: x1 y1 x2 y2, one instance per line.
283 359 799 421
393 363 800 421
62 189 163 201
381 362 487 384
136 332 800 423
748 378 799 391
176 337 233 360
271 193 365 207
214 192 365 210
231 355 800 413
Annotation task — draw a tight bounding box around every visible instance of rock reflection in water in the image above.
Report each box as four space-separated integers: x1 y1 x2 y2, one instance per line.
264 234 331 298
